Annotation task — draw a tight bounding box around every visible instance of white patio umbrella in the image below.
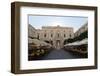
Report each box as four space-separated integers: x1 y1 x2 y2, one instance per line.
64 41 80 46
78 38 88 45
28 38 51 46
64 38 88 46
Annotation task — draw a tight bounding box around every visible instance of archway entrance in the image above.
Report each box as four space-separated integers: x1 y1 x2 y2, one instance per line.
56 40 60 49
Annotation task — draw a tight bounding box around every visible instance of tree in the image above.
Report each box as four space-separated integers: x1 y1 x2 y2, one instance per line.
63 30 88 45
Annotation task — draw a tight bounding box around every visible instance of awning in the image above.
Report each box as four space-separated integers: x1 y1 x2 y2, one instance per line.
64 38 88 46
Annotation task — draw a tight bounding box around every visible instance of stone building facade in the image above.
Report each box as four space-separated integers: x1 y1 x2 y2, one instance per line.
74 22 88 37
37 25 74 48
28 24 74 49
28 24 37 38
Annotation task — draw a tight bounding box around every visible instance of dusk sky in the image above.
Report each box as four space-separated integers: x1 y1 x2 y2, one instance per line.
28 15 88 32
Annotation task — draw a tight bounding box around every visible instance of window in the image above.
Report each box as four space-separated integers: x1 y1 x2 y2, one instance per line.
69 34 71 37
58 33 59 37
44 34 46 37
64 34 66 37
37 34 39 39
51 34 53 37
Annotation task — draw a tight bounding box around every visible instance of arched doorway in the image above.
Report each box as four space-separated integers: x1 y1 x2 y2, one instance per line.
56 40 60 49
